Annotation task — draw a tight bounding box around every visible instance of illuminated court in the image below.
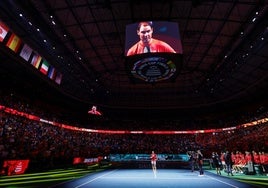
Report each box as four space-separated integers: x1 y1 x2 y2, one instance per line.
51 169 258 188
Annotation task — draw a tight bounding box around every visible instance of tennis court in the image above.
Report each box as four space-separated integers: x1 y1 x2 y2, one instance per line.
50 169 258 188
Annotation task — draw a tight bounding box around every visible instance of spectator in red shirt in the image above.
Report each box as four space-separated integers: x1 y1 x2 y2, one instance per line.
252 151 260 165
245 151 253 163
150 150 158 172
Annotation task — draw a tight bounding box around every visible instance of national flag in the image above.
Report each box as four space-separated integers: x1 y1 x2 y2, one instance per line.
0 21 9 42
55 72 63 85
6 33 22 53
30 53 42 69
19 44 33 61
48 66 56 80
40 60 49 75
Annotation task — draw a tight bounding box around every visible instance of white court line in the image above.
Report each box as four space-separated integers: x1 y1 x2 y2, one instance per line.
205 175 239 188
75 169 118 188
101 176 210 180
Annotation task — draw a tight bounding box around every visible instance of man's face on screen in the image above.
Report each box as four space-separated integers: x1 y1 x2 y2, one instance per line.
137 24 153 45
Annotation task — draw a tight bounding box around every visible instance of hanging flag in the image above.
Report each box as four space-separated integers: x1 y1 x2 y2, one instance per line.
6 33 22 53
19 44 33 61
55 72 63 85
0 21 9 42
48 66 56 80
30 53 42 69
40 60 49 75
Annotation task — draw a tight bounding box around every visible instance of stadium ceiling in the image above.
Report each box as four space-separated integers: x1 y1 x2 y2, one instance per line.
0 0 268 117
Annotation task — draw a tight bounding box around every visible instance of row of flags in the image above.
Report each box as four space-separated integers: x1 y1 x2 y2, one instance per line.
0 20 63 85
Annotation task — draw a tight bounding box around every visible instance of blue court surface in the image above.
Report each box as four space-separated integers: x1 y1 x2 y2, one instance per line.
50 169 258 188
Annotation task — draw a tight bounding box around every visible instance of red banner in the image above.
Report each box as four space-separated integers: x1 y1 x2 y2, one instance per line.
2 160 29 176
73 157 101 165
73 157 84 165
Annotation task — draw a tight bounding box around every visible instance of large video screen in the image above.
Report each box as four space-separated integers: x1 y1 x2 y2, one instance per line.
125 21 183 56
125 21 183 83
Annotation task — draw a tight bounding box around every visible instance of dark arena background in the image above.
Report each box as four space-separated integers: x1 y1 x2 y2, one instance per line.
0 1 268 188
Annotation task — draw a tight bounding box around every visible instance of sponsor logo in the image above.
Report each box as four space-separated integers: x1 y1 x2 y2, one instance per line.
131 57 176 82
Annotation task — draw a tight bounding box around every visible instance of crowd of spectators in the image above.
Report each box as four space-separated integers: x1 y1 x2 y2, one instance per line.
0 91 267 173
